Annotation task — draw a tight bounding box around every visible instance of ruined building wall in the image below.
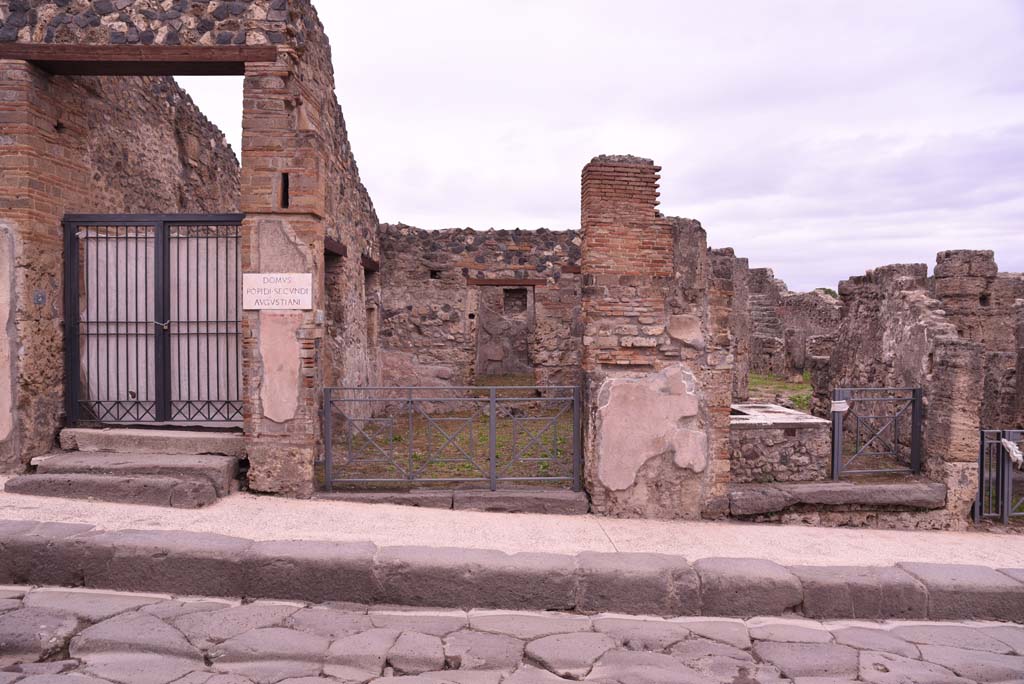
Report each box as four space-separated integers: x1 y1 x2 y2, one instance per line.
580 156 732 520
711 248 750 401
748 268 787 376
779 290 841 380
932 250 1024 429
377 224 582 388
749 267 839 381
811 264 984 529
0 66 240 471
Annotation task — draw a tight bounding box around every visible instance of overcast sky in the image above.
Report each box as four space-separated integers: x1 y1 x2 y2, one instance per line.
178 1 1024 291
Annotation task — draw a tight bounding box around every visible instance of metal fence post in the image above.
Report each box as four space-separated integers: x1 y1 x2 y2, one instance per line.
831 389 844 480
408 389 415 481
975 430 985 524
1001 430 1012 525
572 386 582 492
910 388 923 474
323 388 333 492
488 388 498 491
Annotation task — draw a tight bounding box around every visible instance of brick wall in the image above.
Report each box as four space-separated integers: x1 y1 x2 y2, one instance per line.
580 156 732 519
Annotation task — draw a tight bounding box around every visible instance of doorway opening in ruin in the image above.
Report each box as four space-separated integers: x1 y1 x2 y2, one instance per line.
64 214 244 426
475 286 534 379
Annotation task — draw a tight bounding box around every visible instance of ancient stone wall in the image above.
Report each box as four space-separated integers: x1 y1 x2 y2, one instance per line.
932 250 1024 429
748 268 787 376
810 263 984 529
377 223 581 388
779 290 840 380
0 64 239 471
0 0 288 46
729 405 831 484
580 156 733 520
749 267 839 381
710 248 750 401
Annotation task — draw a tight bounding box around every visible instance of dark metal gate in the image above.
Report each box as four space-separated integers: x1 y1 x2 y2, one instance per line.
830 387 923 478
976 430 1024 524
321 385 582 491
64 214 244 425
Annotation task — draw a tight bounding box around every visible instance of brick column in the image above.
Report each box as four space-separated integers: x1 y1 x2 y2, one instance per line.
240 54 327 497
579 156 716 519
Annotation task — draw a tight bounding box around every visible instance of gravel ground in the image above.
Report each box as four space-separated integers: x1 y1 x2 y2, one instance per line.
1 585 1022 683
1 477 1023 568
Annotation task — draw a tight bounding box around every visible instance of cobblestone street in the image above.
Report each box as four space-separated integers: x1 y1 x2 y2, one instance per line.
1 586 1023 683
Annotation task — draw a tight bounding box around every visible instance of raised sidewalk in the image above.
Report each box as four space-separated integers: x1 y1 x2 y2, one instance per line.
2 518 1023 623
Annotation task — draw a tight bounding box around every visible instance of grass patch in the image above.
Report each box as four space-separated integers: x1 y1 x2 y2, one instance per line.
748 372 813 412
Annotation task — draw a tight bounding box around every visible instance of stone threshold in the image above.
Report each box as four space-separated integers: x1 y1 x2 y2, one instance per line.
2 519 1022 623
315 488 590 515
729 480 948 516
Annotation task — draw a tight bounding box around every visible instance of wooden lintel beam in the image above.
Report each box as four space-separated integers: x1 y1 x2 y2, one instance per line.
361 254 380 272
324 237 347 258
0 45 278 76
466 277 547 287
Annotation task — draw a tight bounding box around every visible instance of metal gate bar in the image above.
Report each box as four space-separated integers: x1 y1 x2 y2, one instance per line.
64 214 243 425
977 429 1024 524
322 386 582 492
831 387 922 479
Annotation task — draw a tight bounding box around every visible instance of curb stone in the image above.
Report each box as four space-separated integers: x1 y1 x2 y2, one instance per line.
1 519 1022 621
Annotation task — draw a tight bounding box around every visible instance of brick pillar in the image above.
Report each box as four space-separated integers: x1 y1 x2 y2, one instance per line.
240 54 327 497
0 60 93 471
579 156 715 519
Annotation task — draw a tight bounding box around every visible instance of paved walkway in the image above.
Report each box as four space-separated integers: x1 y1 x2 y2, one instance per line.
1 479 1022 567
1 585 1023 683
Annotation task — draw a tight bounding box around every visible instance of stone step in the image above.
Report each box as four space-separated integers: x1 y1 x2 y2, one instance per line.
3 473 220 509
729 480 948 517
35 452 239 497
60 428 244 457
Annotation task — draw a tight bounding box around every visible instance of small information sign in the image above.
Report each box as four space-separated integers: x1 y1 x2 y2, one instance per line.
242 273 313 310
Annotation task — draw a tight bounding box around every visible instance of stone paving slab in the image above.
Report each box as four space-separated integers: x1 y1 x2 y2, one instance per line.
1 519 1024 622
0 586 1022 682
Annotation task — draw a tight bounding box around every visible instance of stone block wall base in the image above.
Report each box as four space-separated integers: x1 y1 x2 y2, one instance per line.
2 519 1023 622
245 443 316 498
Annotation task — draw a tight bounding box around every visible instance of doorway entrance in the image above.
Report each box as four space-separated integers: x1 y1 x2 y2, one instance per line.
64 214 244 425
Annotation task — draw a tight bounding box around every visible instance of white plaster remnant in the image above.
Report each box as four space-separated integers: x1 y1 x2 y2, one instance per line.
595 366 708 491
259 311 302 423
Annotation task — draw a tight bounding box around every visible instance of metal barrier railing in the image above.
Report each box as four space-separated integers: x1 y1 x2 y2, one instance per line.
831 387 923 479
977 430 1024 524
321 385 582 492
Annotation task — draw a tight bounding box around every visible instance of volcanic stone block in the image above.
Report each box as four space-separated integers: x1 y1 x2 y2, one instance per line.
524 632 616 679
593 617 691 650
0 607 81 667
4 473 220 509
373 546 576 611
452 489 589 515
790 565 927 619
243 539 377 604
918 645 1024 683
752 642 859 679
898 562 1024 621
22 589 163 622
210 627 330 682
695 558 802 617
0 521 100 586
387 630 445 675
576 551 700 616
85 529 252 598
